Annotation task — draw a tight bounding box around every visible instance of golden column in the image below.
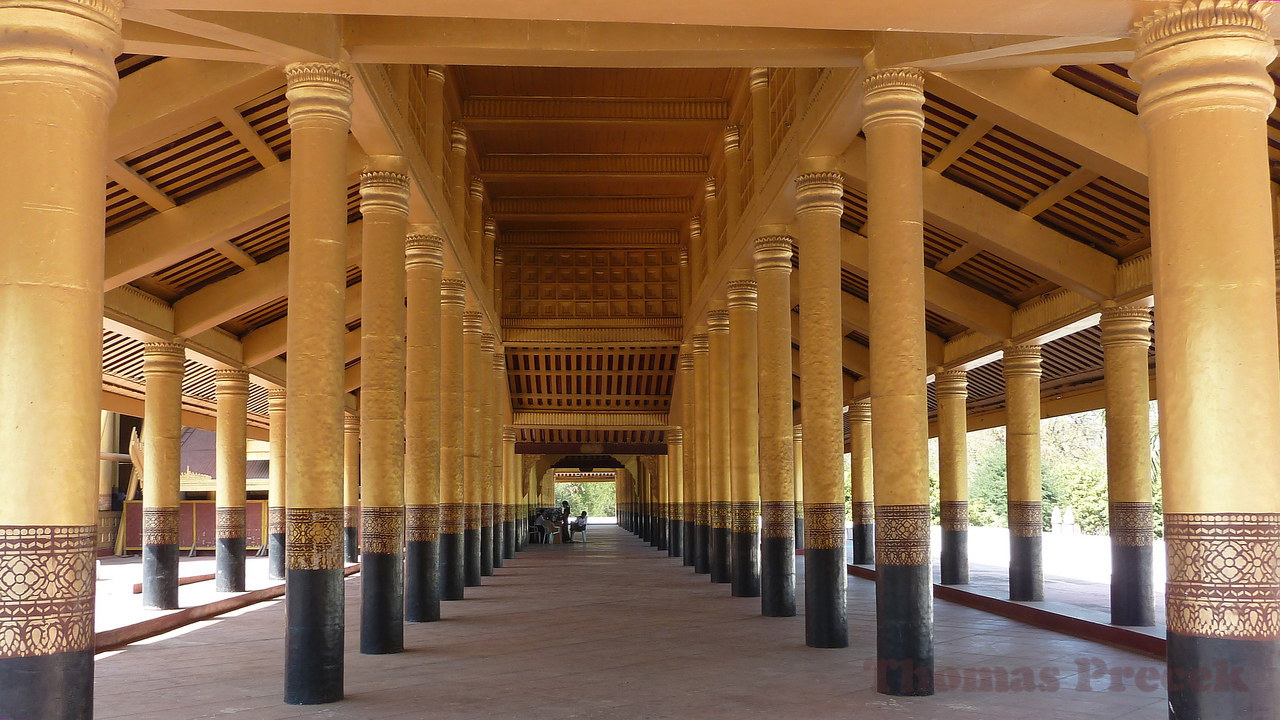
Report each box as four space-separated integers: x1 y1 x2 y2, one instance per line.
793 425 805 542
795 168 847 649
703 179 721 269
754 234 796 617
449 124 469 232
482 218 497 295
267 388 287 580
727 272 761 597
490 345 507 566
935 371 969 584
706 307 733 583
214 368 249 593
847 400 874 566
282 61 353 705
343 414 360 563
678 347 697 566
0 3 120 714
423 66 446 176
439 274 468 599
462 310 485 585
141 342 185 609
863 68 932 686
467 180 485 269
502 427 518 559
749 68 772 188
494 246 505 314
691 330 712 573
723 127 743 232
1003 344 1043 602
1099 305 1154 626
357 159 410 655
688 218 704 296
666 428 685 558
1133 6 1280 712
478 331 497 575
678 249 691 319
405 231 444 621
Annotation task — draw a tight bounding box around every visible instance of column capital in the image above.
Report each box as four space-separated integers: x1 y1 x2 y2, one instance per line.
1099 305 1154 348
450 122 469 152
792 424 803 442
3 0 124 101
704 176 717 198
494 247 504 265
726 273 758 310
285 62 354 129
462 309 484 336
723 125 741 152
692 333 710 354
426 64 446 83
794 171 845 214
862 67 926 132
468 177 485 199
441 273 467 305
483 217 497 239
493 349 506 370
707 308 730 332
753 234 794 270
749 67 770 91
215 368 250 394
268 388 287 410
1002 344 1042 377
502 427 517 442
480 331 496 353
678 248 689 264
359 167 410 217
934 368 968 397
679 351 695 371
848 399 871 423
343 413 360 434
666 427 684 443
405 231 445 269
142 341 186 376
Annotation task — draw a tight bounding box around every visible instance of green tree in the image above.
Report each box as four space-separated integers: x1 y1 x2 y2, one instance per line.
555 481 617 518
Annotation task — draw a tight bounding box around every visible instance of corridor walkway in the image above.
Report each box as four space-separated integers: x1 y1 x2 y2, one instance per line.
94 527 1168 719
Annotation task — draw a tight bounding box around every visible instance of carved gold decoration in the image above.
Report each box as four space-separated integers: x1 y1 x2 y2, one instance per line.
343 506 357 529
803 503 844 550
439 503 465 534
1166 513 1280 641
729 502 760 534
760 501 795 538
268 506 285 535
695 502 708 525
708 500 732 529
875 505 930 566
464 504 481 531
142 507 179 546
940 501 969 532
215 506 245 540
850 501 874 526
684 503 696 523
285 508 344 571
1109 502 1154 547
0 525 95 658
361 507 404 554
1007 501 1043 537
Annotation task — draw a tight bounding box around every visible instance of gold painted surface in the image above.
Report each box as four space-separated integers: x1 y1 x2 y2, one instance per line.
464 503 481 531
1101 306 1153 506
268 506 286 536
1166 513 1280 641
694 501 708 526
343 506 357 529
285 508 344 571
874 505 930 566
730 501 760 534
439 503 465 535
0 525 95 658
1109 502 1153 547
708 500 731 529
1007 500 1043 538
759 501 795 539
215 506 246 540
939 500 969 532
803 502 844 550
850 501 874 526
361 506 405 554
142 507 179 546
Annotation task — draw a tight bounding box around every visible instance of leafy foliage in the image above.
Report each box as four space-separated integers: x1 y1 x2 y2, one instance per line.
554 481 617 518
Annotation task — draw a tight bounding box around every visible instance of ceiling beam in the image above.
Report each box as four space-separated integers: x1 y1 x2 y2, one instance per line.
173 254 289 337
121 8 342 62
121 20 269 63
479 154 708 180
461 97 727 128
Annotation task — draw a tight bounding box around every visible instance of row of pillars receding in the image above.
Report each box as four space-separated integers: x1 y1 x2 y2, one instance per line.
620 3 1280 716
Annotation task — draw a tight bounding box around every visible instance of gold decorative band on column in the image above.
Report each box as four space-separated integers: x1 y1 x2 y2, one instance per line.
142 507 179 546
343 506 357 529
285 508 344 571
361 507 405 555
940 501 969 532
464 504 481 531
0 525 95 658
760 501 795 538
695 502 709 525
1109 502 1154 547
1166 513 1280 641
439 503 465 534
708 501 732 530
215 506 246 540
875 505 930 566
1007 501 1043 538
481 503 493 525
730 501 760 534
684 503 697 523
850 501 874 526
803 503 845 550
405 505 439 543
268 506 285 535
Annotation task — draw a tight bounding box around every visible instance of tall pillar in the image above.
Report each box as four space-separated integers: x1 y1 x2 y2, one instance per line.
467 180 485 269
1003 344 1043 602
754 234 796 617
462 309 485 586
703 179 720 268
749 68 772 188
449 124 468 232
439 274 468 600
343 414 360 563
494 246 505 315
215 368 249 593
691 331 712 574
502 428 517 559
282 61 354 705
793 426 805 543
688 218 704 295
482 218 497 295
667 428 684 558
478 331 496 575
358 160 409 655
727 272 761 597
267 388 287 580
848 400 874 565
405 229 444 622
0 6 120 713
935 371 969 585
679 348 697 566
490 345 506 567
795 169 848 649
1099 305 1154 626
723 127 743 233
1133 6 1280 713
423 66 446 177
141 342 184 608
678 248 691 318
706 308 732 584
98 412 118 510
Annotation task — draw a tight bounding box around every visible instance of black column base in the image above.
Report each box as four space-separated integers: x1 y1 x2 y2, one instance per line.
503 520 516 559
668 519 683 557
360 551 404 654
216 537 246 592
1110 541 1153 626
682 519 695 566
851 522 875 565
940 529 969 585
694 523 710 574
142 542 179 609
709 527 731 583
804 546 848 648
875 563 934 696
795 517 804 548
480 525 494 576
405 539 440 622
1009 534 1043 601
657 518 668 551
492 523 504 568
731 530 761 597
1167 632 1279 718
761 535 796 617
440 532 465 600
650 517 660 547
268 532 286 581
464 528 482 586
0 649 93 720
284 567 344 705
344 526 358 564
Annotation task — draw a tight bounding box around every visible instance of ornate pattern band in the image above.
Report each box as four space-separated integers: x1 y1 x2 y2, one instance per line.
1007 501 1043 538
1166 512 1280 641
708 501 732 530
875 505 930 566
405 505 439 542
142 507 179 546
439 503 465 534
684 503 696 523
940 501 969 532
803 503 845 550
268 506 285 536
343 506 357 529
759 501 795 539
361 507 404 554
285 508 344 571
850 501 874 526
730 502 760 534
695 502 708 526
215 506 245 540
0 526 95 659
464 504 480 530
1109 502 1153 547
481 503 493 527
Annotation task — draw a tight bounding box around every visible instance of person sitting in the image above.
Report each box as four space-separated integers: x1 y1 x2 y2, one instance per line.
567 511 588 542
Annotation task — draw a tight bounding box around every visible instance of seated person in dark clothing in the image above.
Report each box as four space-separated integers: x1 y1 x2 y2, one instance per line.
567 511 588 541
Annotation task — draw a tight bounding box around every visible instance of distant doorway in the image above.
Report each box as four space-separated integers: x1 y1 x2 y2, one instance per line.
555 482 617 524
